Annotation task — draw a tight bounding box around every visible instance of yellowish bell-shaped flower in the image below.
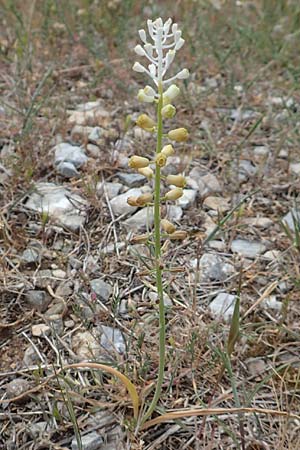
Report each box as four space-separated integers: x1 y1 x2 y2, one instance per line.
127 196 139 207
161 144 175 157
136 113 155 131
161 104 176 119
128 155 150 169
138 167 154 179
166 174 186 188
155 152 167 167
136 192 153 206
169 230 187 240
161 219 176 234
165 187 183 201
168 128 189 142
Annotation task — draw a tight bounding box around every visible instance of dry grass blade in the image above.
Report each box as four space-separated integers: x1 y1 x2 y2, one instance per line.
141 407 300 430
62 363 140 420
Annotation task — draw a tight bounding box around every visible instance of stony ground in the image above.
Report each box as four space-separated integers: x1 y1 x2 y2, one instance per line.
0 1 300 449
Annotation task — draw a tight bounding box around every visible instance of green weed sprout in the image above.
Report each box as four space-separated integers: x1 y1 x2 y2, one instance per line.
129 17 189 424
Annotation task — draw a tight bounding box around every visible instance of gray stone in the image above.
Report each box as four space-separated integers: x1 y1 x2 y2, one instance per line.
26 290 50 312
176 189 197 209
71 431 103 450
86 143 101 158
253 146 270 157
123 207 154 231
47 315 64 335
110 188 142 217
189 168 222 197
231 239 267 258
25 182 87 231
96 182 123 200
32 323 51 337
230 109 258 121
27 421 49 437
263 250 281 261
99 325 126 354
23 346 44 367
101 242 126 254
262 295 282 311
243 217 273 228
52 269 67 279
56 161 80 178
117 172 146 187
21 247 40 264
149 291 172 306
88 127 103 143
72 330 102 360
282 208 300 232
236 160 257 182
167 205 183 221
71 125 93 141
191 253 234 282
203 196 230 213
5 378 31 400
90 279 112 302
209 293 237 322
54 143 88 168
290 162 300 176
34 269 53 288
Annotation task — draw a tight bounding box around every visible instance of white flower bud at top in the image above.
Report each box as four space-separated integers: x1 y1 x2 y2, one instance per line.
175 38 185 51
137 89 155 103
172 23 178 34
176 68 189 79
139 29 147 43
133 62 146 73
134 45 145 56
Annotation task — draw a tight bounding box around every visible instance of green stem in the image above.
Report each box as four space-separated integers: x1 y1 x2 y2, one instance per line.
141 82 165 425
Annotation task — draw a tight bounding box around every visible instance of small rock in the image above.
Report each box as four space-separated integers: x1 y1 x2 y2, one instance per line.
242 217 273 228
123 207 154 231
34 269 53 289
101 242 126 254
149 291 172 306
23 346 44 366
71 431 103 450
190 253 234 282
231 239 267 258
21 247 41 264
90 279 112 302
246 358 267 377
253 146 270 157
71 125 94 141
69 257 82 269
236 160 257 182
47 315 64 335
290 162 300 176
56 161 80 178
275 109 289 123
99 325 126 354
208 240 226 251
72 330 102 360
26 290 50 312
166 205 183 221
230 109 258 121
5 378 31 401
45 301 65 316
263 250 281 261
55 281 73 298
27 421 49 438
68 104 110 127
86 143 101 158
176 189 197 209
25 182 88 231
133 127 151 140
262 295 282 311
96 181 123 200
110 188 142 217
203 196 230 213
209 292 237 322
189 168 222 197
54 143 88 168
117 172 146 187
32 323 51 337
52 269 67 279
282 208 300 232
88 127 103 143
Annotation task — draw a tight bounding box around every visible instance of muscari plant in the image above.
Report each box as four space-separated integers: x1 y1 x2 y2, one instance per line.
128 17 189 425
